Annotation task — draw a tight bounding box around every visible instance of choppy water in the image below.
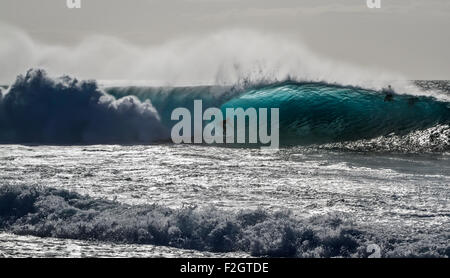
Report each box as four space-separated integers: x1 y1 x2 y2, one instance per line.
0 144 449 257
0 233 249 258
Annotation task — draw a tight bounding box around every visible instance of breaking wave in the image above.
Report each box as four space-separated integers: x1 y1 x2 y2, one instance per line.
106 81 450 152
1 184 448 258
221 81 450 146
0 69 168 144
1 69 449 152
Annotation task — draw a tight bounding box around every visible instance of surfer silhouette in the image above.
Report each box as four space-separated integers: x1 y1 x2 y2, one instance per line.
383 85 395 102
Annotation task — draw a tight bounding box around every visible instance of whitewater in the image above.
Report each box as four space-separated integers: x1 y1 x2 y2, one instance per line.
0 143 449 257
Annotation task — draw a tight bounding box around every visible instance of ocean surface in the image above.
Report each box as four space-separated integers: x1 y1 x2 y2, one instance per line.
0 71 449 257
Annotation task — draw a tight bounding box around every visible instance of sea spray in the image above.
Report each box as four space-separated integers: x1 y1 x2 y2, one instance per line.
0 69 168 143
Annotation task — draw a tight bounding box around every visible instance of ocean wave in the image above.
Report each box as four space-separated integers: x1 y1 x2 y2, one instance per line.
108 81 450 150
1 69 449 151
0 69 168 144
0 184 448 258
221 81 450 146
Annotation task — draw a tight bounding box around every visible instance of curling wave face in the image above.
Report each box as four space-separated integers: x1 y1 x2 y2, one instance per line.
1 69 449 151
104 80 450 151
221 82 450 145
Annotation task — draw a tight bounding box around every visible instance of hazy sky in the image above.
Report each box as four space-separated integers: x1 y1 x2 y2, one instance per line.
0 0 449 81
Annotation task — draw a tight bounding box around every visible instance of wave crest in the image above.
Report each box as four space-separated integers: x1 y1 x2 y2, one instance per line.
0 69 168 144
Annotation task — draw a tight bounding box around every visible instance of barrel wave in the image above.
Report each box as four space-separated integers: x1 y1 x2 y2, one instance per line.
221 82 450 145
1 69 449 150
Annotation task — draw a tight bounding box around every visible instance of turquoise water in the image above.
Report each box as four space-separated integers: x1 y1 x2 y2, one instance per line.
221 82 450 145
108 81 450 147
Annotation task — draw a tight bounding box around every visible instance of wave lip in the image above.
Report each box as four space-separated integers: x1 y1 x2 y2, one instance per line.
0 69 168 144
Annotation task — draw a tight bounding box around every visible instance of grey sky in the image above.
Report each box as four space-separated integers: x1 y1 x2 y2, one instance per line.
0 0 449 80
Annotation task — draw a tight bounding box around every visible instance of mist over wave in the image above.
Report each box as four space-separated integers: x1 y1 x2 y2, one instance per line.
0 69 168 144
0 25 423 94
